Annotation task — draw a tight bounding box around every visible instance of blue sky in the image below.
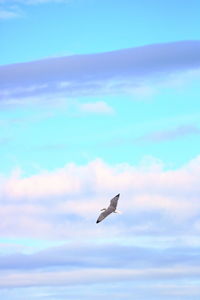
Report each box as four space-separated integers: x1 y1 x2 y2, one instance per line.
1 0 200 299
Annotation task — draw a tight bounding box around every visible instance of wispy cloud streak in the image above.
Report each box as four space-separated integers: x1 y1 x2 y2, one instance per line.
137 125 200 143
0 6 21 19
79 101 114 114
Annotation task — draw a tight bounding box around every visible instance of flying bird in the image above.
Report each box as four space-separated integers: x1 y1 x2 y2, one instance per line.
96 193 120 223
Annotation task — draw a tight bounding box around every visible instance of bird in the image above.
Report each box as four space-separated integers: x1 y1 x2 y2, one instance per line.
96 193 120 223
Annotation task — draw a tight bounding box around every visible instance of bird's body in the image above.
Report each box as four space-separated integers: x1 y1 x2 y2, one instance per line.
96 194 120 223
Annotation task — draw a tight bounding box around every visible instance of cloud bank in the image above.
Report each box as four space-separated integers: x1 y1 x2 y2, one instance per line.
1 156 200 293
1 40 200 102
1 156 200 239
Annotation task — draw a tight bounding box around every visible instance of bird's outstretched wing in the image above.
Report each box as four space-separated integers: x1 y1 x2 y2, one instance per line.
110 193 120 210
96 207 113 223
96 194 120 223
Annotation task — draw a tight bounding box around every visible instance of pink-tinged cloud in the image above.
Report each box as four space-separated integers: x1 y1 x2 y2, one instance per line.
0 156 200 239
5 164 82 198
0 266 199 288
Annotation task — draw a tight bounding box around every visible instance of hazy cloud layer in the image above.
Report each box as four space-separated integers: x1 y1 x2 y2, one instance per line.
1 40 200 102
0 266 200 288
0 243 200 271
0 240 200 288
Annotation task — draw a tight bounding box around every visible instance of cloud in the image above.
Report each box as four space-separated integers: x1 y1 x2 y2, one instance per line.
0 0 69 21
17 0 70 4
1 280 200 300
136 124 200 143
1 242 200 271
79 101 114 114
0 156 200 239
1 156 200 293
0 7 21 19
0 265 199 288
1 41 200 104
0 236 200 291
0 0 69 5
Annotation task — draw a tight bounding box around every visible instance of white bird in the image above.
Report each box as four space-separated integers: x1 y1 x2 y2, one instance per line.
96 193 120 223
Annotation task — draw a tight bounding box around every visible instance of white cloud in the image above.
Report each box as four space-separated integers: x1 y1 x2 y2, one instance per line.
0 7 21 19
0 0 69 21
79 101 114 114
0 156 200 239
1 0 69 5
5 164 82 198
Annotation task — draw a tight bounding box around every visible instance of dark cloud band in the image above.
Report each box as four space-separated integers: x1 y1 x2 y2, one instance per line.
1 40 200 100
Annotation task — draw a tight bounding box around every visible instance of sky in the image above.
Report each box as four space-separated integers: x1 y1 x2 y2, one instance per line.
1 0 200 299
